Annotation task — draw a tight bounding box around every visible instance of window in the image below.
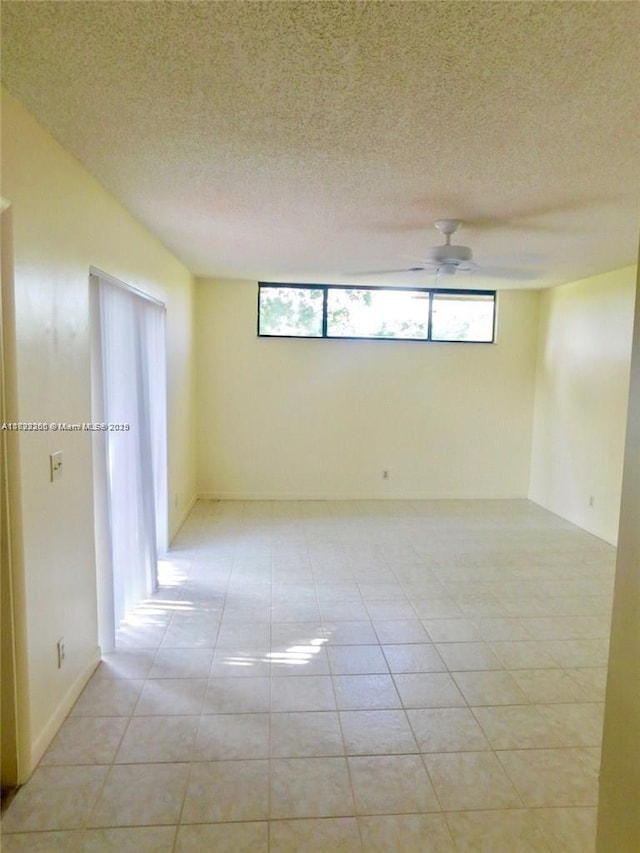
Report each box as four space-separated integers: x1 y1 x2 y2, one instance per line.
258 285 324 337
258 284 496 343
326 288 429 340
431 290 495 342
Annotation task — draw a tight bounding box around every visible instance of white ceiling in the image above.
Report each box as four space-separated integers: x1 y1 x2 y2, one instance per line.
2 1 639 289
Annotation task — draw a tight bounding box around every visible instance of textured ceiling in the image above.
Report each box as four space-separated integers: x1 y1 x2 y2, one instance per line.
2 1 640 288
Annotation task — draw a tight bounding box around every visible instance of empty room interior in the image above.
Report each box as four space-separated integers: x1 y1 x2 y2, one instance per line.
1 2 639 852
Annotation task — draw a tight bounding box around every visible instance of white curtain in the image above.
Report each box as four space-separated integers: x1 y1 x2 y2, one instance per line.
92 272 167 641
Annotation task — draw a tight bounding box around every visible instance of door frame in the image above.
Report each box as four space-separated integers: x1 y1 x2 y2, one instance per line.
1 200 31 793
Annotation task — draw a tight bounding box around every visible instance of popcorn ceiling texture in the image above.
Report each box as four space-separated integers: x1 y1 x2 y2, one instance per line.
2 1 639 286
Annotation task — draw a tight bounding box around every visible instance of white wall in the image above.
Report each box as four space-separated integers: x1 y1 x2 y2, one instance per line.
529 267 636 544
196 278 540 500
597 260 640 852
1 89 197 776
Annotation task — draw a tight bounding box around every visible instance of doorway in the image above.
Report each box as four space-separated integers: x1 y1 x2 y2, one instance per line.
90 270 167 654
0 201 30 794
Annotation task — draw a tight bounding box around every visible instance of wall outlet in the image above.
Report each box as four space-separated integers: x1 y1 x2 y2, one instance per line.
50 451 63 482
382 470 389 479
589 496 595 508
57 637 65 668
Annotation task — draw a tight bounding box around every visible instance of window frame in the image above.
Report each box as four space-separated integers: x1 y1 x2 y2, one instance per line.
257 282 497 344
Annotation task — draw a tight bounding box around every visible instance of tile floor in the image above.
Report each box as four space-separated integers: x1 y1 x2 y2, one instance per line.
1 499 615 851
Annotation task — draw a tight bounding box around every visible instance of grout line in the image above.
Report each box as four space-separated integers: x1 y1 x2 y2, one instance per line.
2 500 611 845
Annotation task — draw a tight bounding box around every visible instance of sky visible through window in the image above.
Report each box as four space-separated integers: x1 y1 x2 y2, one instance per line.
432 292 495 342
327 288 429 339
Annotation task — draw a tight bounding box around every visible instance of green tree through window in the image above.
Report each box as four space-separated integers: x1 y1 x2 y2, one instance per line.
259 287 323 336
258 284 496 343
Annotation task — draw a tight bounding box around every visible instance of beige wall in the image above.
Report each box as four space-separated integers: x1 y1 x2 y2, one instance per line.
3 79 637 801
529 267 636 544
1 89 197 776
196 278 540 500
597 261 640 852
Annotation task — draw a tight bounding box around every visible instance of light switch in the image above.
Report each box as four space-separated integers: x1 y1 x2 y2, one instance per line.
50 451 63 481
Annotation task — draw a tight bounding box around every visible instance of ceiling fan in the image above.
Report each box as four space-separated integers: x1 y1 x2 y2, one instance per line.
354 219 540 280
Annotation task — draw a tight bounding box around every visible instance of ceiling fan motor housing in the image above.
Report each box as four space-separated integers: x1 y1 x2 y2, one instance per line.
423 244 473 266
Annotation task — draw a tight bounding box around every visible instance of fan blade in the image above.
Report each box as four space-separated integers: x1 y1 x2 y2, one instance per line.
345 266 429 276
347 262 543 281
474 266 543 281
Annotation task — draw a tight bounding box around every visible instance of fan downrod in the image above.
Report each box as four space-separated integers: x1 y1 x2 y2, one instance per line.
434 219 462 242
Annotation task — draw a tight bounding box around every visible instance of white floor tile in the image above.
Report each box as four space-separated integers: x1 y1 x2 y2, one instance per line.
0 832 84 852
270 711 344 757
497 747 600 807
328 644 389 675
204 676 271 713
333 674 401 710
181 760 269 823
270 757 354 819
41 718 127 766
175 822 268 852
115 716 199 763
407 707 491 753
533 806 597 852
70 678 144 717
395 673 467 708
358 814 455 852
1 767 108 832
195 712 270 760
3 500 611 853
79 826 177 852
349 754 440 814
133 678 207 716
89 763 189 827
270 817 361 852
425 751 522 811
271 675 336 712
446 808 549 852
340 709 418 755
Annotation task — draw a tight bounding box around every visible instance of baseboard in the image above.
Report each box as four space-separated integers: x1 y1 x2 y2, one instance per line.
170 493 198 541
29 647 101 776
197 491 529 501
527 496 618 546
